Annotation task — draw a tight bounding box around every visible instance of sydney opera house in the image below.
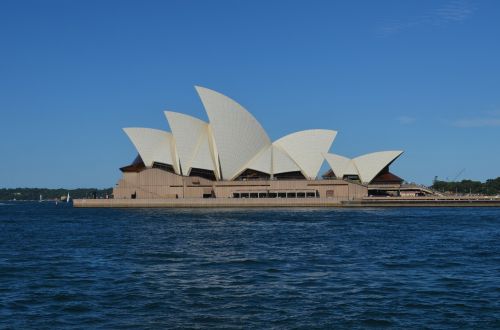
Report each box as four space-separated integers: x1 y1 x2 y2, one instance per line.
113 86 406 201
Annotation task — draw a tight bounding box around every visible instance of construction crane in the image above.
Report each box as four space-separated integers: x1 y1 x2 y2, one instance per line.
452 168 466 182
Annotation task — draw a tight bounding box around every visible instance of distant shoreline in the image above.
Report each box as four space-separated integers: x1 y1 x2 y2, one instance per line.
0 188 112 201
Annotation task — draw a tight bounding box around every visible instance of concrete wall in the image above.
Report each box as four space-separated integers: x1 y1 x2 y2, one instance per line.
74 196 500 208
113 168 368 201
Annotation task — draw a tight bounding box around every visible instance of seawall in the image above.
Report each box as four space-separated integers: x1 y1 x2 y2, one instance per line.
73 196 500 208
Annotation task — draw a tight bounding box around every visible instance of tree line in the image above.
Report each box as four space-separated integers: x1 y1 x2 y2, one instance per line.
0 188 113 201
431 177 500 195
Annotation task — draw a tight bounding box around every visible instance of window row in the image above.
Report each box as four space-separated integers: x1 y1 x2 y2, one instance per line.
232 191 318 199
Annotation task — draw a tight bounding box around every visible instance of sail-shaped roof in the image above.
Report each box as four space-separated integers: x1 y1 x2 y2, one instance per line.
324 150 403 183
245 144 302 175
122 86 403 184
353 151 403 183
164 111 220 178
195 86 271 180
323 153 357 178
123 127 180 174
245 145 272 174
274 130 337 179
272 145 302 174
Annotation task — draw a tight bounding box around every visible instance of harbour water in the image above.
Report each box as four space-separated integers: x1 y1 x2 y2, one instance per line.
1 202 499 328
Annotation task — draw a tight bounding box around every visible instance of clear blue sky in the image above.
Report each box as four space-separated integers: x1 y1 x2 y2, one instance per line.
1 0 499 188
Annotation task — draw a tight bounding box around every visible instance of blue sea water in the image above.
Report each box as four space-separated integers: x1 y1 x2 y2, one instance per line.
0 202 499 329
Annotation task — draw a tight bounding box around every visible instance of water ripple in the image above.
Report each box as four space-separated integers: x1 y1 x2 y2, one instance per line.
0 203 499 328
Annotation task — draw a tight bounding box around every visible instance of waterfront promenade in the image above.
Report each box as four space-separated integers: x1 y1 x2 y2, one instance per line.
74 196 500 208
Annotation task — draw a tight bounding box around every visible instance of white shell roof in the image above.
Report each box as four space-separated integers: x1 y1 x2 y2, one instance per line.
274 129 337 179
246 145 272 174
164 111 219 178
324 150 403 183
323 153 358 178
353 151 403 183
123 127 180 174
272 145 301 174
195 86 271 180
245 145 301 175
122 86 402 183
